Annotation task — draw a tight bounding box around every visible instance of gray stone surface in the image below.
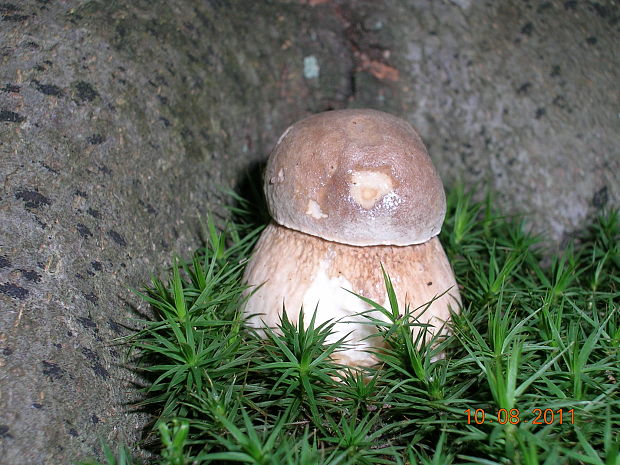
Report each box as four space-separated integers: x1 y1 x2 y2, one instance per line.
0 1 350 463
337 0 619 242
0 0 618 463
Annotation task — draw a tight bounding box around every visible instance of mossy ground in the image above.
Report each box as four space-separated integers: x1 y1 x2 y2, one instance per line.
81 187 619 465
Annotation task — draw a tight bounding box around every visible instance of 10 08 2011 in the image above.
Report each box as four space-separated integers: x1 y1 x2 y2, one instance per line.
465 408 575 425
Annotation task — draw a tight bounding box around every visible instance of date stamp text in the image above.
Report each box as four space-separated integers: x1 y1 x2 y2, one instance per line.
465 408 575 425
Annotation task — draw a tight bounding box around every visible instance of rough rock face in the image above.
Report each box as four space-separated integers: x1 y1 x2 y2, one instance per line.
335 0 619 242
0 2 351 463
0 0 617 463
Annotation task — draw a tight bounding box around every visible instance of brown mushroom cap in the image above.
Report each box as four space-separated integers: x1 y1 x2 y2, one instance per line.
265 109 446 246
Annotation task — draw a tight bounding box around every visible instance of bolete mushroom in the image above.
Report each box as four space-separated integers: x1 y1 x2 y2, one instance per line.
242 109 461 367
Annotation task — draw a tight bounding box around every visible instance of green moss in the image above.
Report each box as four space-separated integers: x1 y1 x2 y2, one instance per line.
81 187 619 464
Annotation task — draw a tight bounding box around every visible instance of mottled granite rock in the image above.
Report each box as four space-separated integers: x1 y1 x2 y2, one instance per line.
0 1 350 463
336 0 619 242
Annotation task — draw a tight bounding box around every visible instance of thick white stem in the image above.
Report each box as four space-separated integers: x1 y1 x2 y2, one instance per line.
242 222 461 366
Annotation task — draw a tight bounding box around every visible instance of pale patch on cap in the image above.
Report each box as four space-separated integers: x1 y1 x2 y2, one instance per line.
349 171 394 210
306 199 328 219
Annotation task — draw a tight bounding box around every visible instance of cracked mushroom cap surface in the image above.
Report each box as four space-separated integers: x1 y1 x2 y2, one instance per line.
265 109 446 246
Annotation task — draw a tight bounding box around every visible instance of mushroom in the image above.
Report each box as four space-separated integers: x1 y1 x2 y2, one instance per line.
242 109 461 367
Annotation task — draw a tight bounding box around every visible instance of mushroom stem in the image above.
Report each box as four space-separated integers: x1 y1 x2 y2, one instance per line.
243 222 461 367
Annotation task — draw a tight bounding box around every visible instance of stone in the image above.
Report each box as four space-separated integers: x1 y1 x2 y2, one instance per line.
0 1 351 463
338 0 619 243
